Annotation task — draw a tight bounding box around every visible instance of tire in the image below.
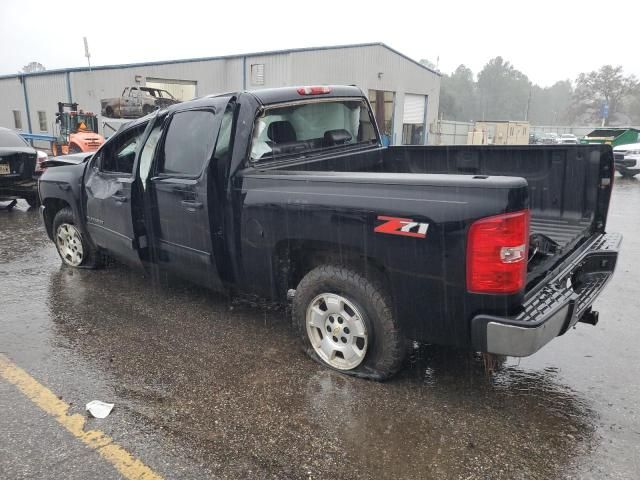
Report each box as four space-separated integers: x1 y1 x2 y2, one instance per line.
52 207 102 268
105 106 114 117
142 104 154 115
292 265 407 380
69 144 82 154
24 194 39 208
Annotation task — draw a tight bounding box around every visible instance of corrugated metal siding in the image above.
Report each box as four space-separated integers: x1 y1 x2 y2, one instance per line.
25 73 68 134
0 44 441 143
245 54 291 88
0 77 26 132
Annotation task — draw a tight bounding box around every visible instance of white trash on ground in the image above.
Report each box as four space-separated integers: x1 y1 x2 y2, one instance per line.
86 400 114 418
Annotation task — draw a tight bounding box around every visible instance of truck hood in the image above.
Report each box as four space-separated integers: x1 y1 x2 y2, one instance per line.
41 152 93 168
613 143 640 151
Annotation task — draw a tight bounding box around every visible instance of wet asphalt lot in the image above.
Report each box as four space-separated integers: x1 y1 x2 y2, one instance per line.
1 178 639 480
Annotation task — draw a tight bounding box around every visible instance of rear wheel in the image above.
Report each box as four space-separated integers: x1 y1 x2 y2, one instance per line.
292 265 407 380
52 207 102 268
69 144 82 154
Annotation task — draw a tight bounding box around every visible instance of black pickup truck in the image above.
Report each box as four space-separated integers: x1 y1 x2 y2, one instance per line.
38 85 621 379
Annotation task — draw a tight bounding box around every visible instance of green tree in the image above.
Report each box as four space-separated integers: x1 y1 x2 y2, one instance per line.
477 57 530 120
439 65 477 121
572 65 638 125
21 61 46 73
528 80 573 125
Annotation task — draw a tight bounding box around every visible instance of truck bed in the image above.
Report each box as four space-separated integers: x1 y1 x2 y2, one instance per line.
530 217 591 249
269 143 611 289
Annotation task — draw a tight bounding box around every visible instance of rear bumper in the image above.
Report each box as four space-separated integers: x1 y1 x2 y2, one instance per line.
471 232 622 356
0 178 37 198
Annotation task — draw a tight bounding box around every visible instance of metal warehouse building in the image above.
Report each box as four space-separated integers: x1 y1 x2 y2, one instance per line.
0 42 440 146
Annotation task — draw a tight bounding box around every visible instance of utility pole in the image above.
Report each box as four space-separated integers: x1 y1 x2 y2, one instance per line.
83 37 91 71
524 85 532 121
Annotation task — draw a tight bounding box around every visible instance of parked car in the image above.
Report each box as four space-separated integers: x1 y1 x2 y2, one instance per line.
39 85 621 380
101 86 180 119
558 134 579 144
613 142 640 178
538 132 560 144
0 127 47 208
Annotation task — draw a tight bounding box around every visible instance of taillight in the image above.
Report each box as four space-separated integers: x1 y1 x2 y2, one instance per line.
35 151 48 173
297 86 331 95
467 209 529 294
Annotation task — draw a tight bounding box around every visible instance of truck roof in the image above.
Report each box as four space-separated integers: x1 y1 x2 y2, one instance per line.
244 85 365 105
126 85 368 127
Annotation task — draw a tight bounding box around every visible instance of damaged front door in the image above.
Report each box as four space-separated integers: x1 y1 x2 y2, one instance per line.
84 122 147 267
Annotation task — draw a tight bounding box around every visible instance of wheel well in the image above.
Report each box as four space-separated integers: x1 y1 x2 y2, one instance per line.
274 240 389 298
42 198 71 239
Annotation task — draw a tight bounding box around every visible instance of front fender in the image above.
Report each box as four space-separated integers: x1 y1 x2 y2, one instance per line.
38 162 89 240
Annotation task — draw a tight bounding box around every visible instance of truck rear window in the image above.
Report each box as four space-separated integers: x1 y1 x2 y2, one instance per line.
250 99 378 161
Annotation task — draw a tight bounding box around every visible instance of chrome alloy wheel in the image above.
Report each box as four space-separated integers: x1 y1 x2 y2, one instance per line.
306 293 368 370
55 223 84 267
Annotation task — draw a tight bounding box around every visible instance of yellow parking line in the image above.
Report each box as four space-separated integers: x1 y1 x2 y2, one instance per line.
0 353 163 480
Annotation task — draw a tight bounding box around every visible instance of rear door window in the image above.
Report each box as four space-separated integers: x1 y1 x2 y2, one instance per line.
160 110 217 176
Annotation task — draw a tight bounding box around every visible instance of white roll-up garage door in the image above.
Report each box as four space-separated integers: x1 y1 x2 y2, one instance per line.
403 94 426 124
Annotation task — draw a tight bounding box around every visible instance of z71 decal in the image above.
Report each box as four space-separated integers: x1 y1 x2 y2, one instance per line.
374 216 429 238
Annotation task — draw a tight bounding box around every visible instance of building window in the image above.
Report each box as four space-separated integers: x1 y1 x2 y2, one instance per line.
37 111 47 132
13 110 22 130
402 124 425 145
251 64 264 85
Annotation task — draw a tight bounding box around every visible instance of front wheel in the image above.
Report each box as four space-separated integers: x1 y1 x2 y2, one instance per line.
52 207 102 268
292 265 407 380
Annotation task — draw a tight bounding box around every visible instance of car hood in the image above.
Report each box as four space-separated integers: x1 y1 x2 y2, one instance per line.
41 152 93 168
614 143 640 151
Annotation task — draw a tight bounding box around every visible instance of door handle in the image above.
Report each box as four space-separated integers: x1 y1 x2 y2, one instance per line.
112 194 128 203
181 199 203 210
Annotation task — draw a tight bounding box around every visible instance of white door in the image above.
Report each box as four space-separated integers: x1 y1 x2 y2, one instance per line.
402 94 426 145
403 94 426 124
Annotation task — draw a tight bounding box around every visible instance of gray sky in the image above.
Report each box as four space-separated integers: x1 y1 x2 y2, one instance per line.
1 0 637 87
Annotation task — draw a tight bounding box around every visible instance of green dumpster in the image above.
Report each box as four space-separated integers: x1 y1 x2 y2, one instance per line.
580 128 640 147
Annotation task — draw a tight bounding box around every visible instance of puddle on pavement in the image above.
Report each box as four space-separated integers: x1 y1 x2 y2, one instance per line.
6 181 640 478
43 265 596 479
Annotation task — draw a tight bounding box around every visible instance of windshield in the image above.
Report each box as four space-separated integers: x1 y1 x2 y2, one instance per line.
75 115 98 133
250 99 378 161
0 129 29 148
